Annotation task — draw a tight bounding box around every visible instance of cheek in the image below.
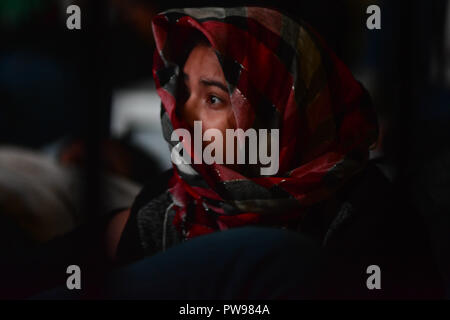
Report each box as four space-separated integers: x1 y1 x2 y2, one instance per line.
226 108 237 129
181 102 197 125
207 109 236 157
180 99 203 131
202 108 236 134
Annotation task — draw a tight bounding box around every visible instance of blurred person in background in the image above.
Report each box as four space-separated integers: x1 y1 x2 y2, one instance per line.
0 0 163 246
0 0 164 298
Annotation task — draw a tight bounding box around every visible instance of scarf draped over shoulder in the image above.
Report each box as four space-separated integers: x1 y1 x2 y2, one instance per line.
151 7 378 239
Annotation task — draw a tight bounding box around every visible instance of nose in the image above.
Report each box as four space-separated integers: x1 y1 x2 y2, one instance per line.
180 92 199 130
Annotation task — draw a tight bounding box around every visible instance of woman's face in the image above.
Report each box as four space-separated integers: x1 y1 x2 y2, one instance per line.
180 44 236 135
179 44 258 174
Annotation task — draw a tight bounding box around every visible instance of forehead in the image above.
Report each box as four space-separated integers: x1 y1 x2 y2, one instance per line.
183 45 225 80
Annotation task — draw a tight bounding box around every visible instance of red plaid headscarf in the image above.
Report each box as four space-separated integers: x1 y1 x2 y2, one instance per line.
151 7 378 240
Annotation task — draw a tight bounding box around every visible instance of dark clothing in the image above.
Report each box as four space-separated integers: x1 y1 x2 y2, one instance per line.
109 227 323 300
36 227 324 300
2 160 444 299
117 169 181 263
117 160 444 298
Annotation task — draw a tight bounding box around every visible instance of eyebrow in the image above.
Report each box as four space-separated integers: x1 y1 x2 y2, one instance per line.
200 78 228 94
183 73 228 94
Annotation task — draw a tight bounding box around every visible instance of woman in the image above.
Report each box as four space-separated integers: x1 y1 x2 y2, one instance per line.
112 6 378 256
102 7 444 298
1 6 441 300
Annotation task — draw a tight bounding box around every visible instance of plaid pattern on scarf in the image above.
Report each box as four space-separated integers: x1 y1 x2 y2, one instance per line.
151 7 378 239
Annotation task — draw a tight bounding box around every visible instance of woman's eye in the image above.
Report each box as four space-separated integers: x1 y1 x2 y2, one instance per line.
208 95 222 105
